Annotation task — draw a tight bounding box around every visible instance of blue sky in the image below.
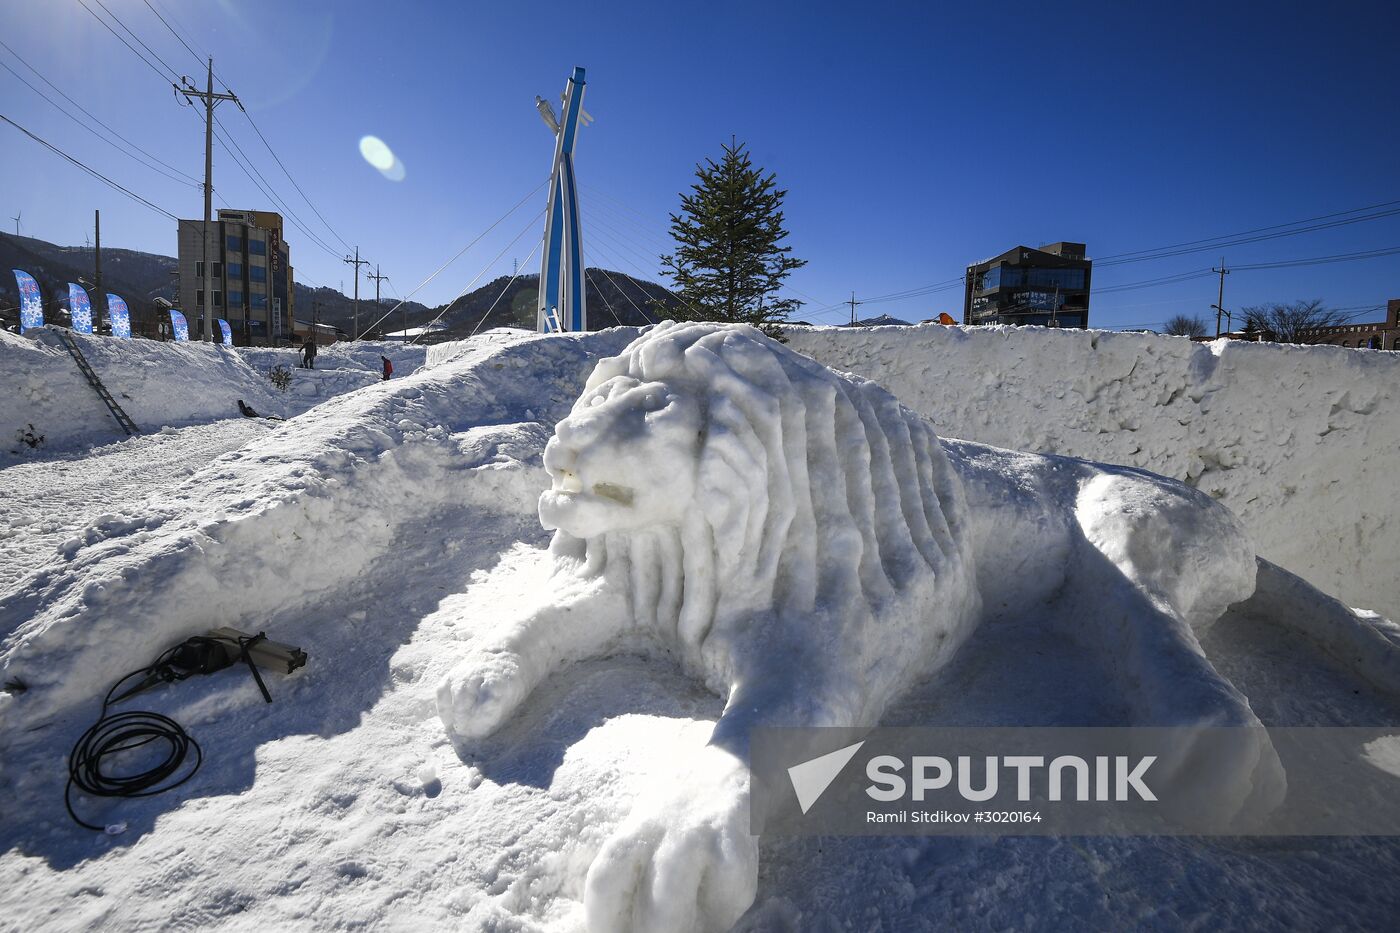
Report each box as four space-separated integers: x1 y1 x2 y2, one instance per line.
3 0 1398 329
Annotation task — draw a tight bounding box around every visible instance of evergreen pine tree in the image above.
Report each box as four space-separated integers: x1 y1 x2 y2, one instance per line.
659 140 805 337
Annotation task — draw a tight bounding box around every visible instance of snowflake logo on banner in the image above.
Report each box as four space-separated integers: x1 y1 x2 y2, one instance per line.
169 309 189 342
68 283 94 335
13 270 44 332
107 294 131 338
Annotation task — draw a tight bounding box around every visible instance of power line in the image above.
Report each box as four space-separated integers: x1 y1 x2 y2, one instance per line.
405 209 545 344
77 0 176 83
84 0 181 81
0 113 178 220
0 40 199 186
142 0 358 256
85 0 360 274
1096 198 1400 266
364 180 548 331
1233 245 1400 270
210 118 343 260
238 108 355 254
1094 268 1217 295
140 0 207 69
459 236 546 342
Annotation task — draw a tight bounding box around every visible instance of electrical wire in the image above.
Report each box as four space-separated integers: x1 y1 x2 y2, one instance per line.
141 0 209 70
87 0 182 79
0 40 199 186
83 0 362 273
1 113 179 220
459 236 545 341
65 644 202 832
77 0 177 83
364 181 547 334
403 209 544 344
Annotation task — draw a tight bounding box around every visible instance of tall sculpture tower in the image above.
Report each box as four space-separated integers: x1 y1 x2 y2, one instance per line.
535 67 589 333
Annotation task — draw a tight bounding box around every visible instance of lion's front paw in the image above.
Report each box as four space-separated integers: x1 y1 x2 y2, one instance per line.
584 749 758 933
436 652 533 740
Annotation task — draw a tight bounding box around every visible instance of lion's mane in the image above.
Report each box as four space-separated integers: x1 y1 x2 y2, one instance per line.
546 322 980 706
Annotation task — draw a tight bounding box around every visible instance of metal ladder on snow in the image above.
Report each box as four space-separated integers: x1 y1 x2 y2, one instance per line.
54 330 140 436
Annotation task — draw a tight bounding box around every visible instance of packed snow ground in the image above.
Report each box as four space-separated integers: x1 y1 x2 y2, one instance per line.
0 325 1398 930
0 420 276 593
790 324 1400 620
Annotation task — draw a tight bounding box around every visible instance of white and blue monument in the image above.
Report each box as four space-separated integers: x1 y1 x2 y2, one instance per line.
535 67 590 333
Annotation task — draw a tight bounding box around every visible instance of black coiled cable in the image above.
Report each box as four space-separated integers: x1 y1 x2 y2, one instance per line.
65 649 203 832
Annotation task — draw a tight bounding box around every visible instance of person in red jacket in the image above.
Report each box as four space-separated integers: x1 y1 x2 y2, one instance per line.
381 355 393 381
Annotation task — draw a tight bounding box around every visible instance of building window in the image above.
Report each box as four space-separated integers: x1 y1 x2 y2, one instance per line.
1026 268 1086 290
227 234 244 252
228 290 244 306
250 265 267 282
212 290 222 308
196 289 203 306
249 239 266 256
251 294 267 310
227 262 243 279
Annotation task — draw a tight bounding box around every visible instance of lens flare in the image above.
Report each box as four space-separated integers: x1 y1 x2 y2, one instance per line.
359 135 406 181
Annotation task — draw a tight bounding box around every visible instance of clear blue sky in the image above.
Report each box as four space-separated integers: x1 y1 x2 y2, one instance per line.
3 0 1398 329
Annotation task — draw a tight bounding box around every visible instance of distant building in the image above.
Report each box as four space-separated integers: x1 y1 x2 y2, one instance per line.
177 209 294 345
291 319 343 344
1304 300 1400 350
964 242 1092 328
382 323 450 344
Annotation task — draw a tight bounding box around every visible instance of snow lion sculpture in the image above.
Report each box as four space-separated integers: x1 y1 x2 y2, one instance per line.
439 321 1284 932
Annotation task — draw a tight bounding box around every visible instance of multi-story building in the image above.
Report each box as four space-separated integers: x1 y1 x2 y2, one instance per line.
177 209 293 344
963 242 1092 328
1304 299 1400 350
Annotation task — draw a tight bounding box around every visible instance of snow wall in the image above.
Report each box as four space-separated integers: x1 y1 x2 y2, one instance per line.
1 328 284 451
787 324 1399 620
0 329 424 453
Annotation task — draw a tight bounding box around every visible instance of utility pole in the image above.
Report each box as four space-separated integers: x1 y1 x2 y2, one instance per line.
367 264 390 336
847 291 862 326
344 247 370 339
94 209 104 327
1212 256 1230 337
178 59 240 342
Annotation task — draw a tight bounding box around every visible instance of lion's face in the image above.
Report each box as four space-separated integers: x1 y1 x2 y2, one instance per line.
539 373 703 539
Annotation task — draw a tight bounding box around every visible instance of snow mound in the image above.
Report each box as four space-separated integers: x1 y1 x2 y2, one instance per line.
0 329 638 730
788 324 1400 620
0 332 431 457
1 328 285 453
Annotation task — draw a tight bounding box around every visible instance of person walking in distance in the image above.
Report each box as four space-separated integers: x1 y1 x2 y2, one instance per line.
302 336 318 370
381 355 393 381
